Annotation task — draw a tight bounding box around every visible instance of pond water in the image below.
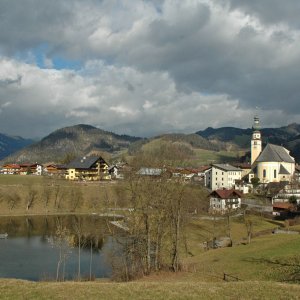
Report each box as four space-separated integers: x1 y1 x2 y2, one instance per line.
0 215 121 281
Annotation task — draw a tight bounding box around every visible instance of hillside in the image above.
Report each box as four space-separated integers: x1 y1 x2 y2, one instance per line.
0 133 33 160
2 124 141 163
128 133 224 155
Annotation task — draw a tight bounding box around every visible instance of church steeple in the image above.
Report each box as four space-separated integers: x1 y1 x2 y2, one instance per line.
251 116 262 165
253 116 260 131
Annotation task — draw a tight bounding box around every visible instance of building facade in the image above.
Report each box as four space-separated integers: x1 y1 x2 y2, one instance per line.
65 155 110 181
205 164 242 189
209 189 242 214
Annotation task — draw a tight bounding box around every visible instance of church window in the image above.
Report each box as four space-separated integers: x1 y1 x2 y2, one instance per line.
263 169 266 178
274 170 277 179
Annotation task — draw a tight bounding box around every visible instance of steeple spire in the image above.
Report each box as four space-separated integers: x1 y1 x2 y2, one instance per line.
251 116 262 165
252 115 260 131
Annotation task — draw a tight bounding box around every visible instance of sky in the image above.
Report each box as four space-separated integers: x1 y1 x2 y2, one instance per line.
0 0 300 139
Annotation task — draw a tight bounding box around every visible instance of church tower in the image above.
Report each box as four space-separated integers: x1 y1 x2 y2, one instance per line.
251 116 262 165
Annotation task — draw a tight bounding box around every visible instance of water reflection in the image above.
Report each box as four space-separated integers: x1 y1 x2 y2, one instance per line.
0 215 116 281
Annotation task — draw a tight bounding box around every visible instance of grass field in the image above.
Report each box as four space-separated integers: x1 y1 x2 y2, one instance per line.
193 149 245 165
0 175 125 215
1 279 300 300
183 234 300 283
1 175 300 299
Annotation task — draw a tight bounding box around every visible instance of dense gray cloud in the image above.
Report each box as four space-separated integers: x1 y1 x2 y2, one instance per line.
225 0 300 29
0 0 300 138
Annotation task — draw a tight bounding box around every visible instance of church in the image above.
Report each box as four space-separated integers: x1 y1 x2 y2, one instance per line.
251 117 295 183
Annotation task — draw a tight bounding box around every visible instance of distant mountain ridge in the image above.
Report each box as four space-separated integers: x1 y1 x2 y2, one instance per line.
2 123 300 164
0 133 33 160
3 124 141 163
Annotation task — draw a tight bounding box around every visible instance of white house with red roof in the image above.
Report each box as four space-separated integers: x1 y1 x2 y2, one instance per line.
209 189 242 214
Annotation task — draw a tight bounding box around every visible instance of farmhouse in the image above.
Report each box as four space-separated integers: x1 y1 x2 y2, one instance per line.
1 163 43 175
65 155 110 181
209 189 242 214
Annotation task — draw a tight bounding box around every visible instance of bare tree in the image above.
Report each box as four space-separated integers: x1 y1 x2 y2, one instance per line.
42 184 52 210
4 190 21 210
49 218 71 281
69 187 83 212
26 185 38 210
72 217 84 280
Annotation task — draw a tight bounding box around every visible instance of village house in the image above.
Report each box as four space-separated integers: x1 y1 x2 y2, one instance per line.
234 180 250 194
205 164 242 190
251 116 295 184
108 165 125 179
65 155 110 181
209 189 242 214
136 167 165 177
1 163 21 174
232 163 252 180
43 164 67 177
272 184 300 204
1 163 43 175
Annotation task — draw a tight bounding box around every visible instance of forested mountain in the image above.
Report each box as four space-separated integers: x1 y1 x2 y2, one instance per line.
3 124 141 163
0 133 33 160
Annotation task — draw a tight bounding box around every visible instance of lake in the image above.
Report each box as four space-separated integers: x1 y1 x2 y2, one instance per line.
0 215 122 281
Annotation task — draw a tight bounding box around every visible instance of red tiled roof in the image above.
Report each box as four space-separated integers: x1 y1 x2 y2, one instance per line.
210 189 243 199
273 202 294 210
3 164 20 169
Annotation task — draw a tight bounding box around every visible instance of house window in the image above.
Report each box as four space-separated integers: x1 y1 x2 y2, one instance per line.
274 170 277 179
263 169 266 178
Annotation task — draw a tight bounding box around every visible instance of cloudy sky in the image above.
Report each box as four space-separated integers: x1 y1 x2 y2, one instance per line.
0 0 300 138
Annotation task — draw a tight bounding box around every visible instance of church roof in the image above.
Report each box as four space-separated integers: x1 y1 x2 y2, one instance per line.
279 164 290 175
255 144 294 163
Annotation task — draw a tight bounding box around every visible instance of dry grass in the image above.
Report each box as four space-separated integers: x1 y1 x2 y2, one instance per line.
0 279 300 300
0 175 127 215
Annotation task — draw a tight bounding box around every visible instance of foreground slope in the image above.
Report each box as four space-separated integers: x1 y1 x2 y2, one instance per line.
1 280 300 300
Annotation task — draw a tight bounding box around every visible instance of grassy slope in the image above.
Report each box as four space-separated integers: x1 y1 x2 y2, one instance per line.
1 280 300 300
139 138 245 166
183 234 300 282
